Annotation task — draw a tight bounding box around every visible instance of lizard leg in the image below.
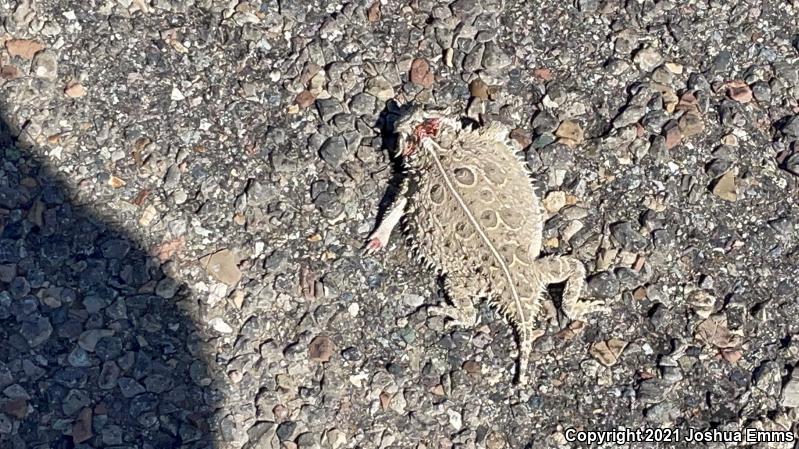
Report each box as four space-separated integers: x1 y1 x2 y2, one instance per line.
365 196 407 253
429 278 478 329
534 255 609 320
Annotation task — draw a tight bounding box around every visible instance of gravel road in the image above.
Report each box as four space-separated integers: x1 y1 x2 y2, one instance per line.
1 0 798 448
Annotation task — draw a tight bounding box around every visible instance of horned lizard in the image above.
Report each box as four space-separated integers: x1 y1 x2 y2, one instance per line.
366 105 608 384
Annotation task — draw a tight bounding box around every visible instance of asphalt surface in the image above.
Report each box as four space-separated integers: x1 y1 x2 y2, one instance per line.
0 0 798 448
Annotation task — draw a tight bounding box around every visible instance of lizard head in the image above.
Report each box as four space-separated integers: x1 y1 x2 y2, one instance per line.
394 104 451 158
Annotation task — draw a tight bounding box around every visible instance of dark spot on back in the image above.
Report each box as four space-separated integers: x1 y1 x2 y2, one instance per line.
453 167 476 186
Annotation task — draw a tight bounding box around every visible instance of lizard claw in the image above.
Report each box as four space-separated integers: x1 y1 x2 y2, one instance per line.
429 305 479 329
363 236 384 254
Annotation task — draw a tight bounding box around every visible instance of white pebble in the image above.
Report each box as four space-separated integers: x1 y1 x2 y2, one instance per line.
208 318 233 334
348 302 360 317
171 87 185 101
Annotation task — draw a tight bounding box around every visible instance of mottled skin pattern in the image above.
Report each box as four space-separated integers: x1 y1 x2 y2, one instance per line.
367 107 607 384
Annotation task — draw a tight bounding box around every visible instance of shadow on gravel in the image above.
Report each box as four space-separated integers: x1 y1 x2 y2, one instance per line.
368 100 406 231
0 109 216 447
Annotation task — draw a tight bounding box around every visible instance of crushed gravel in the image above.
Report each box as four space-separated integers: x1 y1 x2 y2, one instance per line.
1 0 798 448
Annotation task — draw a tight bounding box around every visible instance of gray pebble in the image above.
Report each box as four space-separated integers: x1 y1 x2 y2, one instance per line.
637 378 671 404
247 421 276 445
645 401 677 422
754 361 782 397
68 347 93 368
611 221 649 251
8 276 30 298
450 0 479 19
783 152 799 176
633 47 663 72
20 315 52 347
129 392 158 416
99 361 120 390
297 431 319 449
83 294 108 314
94 336 123 361
482 42 511 70
319 135 349 167
316 98 344 122
341 346 362 362
614 267 640 289
163 164 181 191
532 110 559 134
781 374 799 407
314 192 344 219
100 239 131 259
102 425 124 445
62 389 91 416
276 420 297 441
462 44 484 73
349 92 377 116
751 81 771 102
0 264 15 283
578 0 599 12
0 415 11 434
156 277 180 298
32 50 58 80
781 116 799 139
768 217 794 234
588 271 620 299
614 105 646 128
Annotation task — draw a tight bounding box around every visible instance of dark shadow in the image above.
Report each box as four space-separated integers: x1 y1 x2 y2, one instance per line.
0 107 216 447
366 100 406 234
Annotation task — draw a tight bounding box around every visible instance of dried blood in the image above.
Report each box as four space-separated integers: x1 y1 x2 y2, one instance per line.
404 119 441 156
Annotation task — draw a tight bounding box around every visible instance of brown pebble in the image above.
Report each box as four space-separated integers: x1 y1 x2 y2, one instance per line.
0 64 21 80
663 122 681 149
299 63 321 86
462 360 481 375
108 176 126 188
366 1 380 22
409 58 434 88
678 111 704 137
94 402 108 415
308 335 334 362
555 119 584 145
726 80 752 103
1 398 28 419
676 91 699 112
555 320 585 340
589 338 628 367
295 90 315 108
65 82 86 98
72 408 93 443
721 348 742 364
273 404 289 420
485 432 507 449
711 171 737 202
5 39 45 60
509 128 532 148
533 67 553 81
469 78 489 100
200 249 242 286
379 391 392 410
